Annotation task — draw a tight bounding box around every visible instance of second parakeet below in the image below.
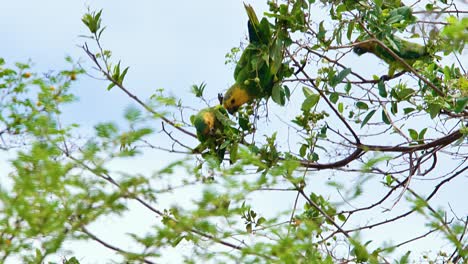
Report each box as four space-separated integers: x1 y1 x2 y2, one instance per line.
191 105 237 163
192 105 227 143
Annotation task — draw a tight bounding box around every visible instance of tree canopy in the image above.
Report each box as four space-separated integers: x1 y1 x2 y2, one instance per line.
0 0 467 263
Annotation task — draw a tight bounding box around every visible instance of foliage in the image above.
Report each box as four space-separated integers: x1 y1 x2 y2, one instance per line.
1 0 467 263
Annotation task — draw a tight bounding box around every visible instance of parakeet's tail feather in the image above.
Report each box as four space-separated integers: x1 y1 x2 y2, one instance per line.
244 4 261 43
244 3 259 27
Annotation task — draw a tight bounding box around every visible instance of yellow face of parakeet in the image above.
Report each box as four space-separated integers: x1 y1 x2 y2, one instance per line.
192 109 217 142
223 83 251 114
201 111 215 135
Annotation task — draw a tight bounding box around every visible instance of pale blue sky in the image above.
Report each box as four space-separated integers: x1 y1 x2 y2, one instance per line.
1 1 466 263
2 1 252 126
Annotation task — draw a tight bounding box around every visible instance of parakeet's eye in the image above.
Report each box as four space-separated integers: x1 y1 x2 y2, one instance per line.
230 98 236 105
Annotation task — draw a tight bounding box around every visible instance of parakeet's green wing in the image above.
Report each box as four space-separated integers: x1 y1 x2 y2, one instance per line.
234 45 255 81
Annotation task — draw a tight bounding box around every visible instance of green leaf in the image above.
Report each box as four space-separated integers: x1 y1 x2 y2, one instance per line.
378 80 387 97
419 128 428 140
387 14 404 25
95 122 119 138
302 86 314 97
230 143 238 163
272 83 285 105
347 22 354 40
408 129 418 141
336 68 351 83
356 101 369 110
239 116 249 130
373 0 383 8
403 107 415 114
246 223 252 233
119 66 129 84
302 94 320 112
397 88 415 101
329 92 339 104
385 175 394 186
64 257 81 264
250 210 257 219
171 235 185 247
124 106 141 122
399 251 411 264
338 102 344 113
82 9 103 34
361 110 376 128
320 125 327 138
191 82 206 97
107 82 116 90
338 214 346 222
381 110 390 124
391 102 398 115
331 68 351 87
345 82 351 94
454 97 468 113
256 217 266 226
299 144 308 157
351 240 369 262
284 85 291 100
318 21 326 42
428 103 441 119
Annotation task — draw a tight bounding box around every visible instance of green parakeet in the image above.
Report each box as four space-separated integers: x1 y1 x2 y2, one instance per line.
223 4 286 114
353 36 431 78
191 105 236 162
192 105 227 142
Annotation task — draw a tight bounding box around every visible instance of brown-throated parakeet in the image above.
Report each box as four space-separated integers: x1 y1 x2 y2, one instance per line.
223 4 288 114
353 36 431 79
191 105 236 162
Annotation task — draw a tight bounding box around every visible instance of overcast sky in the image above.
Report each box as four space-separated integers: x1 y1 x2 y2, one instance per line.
1 1 466 263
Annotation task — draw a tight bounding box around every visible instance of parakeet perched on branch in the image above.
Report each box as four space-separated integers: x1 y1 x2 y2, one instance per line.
353 37 431 79
191 105 235 162
192 105 228 143
223 4 288 114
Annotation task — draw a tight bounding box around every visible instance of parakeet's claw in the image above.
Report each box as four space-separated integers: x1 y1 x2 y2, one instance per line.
217 93 224 105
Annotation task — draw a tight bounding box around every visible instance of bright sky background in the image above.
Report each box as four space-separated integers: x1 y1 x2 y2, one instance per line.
1 1 467 263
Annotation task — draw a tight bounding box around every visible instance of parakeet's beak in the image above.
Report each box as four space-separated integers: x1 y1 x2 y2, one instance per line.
227 107 239 115
353 46 365 55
